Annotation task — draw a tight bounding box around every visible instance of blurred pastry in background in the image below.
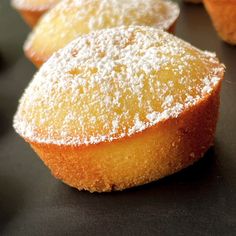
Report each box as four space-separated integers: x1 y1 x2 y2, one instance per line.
11 0 61 27
203 0 236 45
23 0 180 67
14 26 225 192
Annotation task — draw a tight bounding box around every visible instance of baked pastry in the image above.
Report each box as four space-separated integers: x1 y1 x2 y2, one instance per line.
11 0 60 27
184 0 202 4
203 0 236 44
24 0 180 67
14 26 225 192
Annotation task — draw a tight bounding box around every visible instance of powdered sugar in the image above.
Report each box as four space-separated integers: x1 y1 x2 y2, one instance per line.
12 0 60 11
14 26 225 146
54 0 179 31
24 0 179 56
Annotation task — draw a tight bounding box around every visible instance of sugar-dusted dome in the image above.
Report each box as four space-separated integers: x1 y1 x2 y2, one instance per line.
15 26 224 146
14 26 225 192
12 0 61 11
24 0 179 66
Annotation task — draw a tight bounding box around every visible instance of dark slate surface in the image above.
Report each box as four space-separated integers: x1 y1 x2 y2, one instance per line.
0 0 235 235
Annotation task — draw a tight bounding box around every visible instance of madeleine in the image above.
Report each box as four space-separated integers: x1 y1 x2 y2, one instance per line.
14 26 225 192
204 0 236 44
11 0 60 27
24 0 180 67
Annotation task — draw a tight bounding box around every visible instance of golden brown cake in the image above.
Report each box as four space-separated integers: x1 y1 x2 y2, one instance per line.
14 26 225 192
11 0 60 27
24 0 180 67
203 0 236 45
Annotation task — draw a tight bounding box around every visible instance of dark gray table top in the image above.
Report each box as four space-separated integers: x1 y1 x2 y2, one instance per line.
0 0 236 235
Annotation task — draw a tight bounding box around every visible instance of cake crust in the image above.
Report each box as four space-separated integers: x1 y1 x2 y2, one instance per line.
203 0 236 44
16 9 46 27
23 0 180 67
29 85 221 192
11 0 60 27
